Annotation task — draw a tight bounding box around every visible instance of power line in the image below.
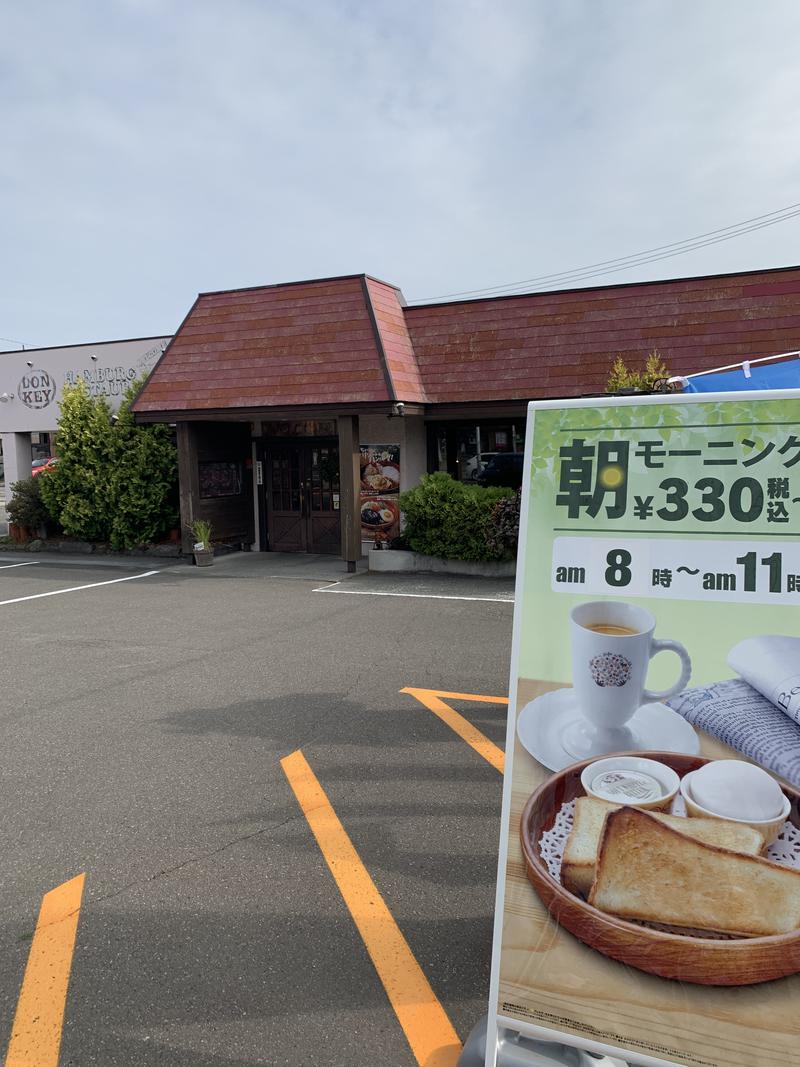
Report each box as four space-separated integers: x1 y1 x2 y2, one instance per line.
0 336 29 350
483 209 800 296
410 201 800 303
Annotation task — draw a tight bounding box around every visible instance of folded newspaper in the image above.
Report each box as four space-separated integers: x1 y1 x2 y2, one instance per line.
667 636 800 787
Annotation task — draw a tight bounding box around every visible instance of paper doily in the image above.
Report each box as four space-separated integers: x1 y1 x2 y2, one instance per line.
539 797 800 881
536 799 800 939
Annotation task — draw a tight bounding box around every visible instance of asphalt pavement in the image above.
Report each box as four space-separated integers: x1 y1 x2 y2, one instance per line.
0 554 513 1065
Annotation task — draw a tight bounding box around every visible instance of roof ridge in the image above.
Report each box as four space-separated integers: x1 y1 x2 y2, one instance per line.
405 261 800 311
360 277 397 403
195 271 402 300
363 277 428 404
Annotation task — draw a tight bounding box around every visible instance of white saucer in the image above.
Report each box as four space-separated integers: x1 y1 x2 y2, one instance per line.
516 687 700 771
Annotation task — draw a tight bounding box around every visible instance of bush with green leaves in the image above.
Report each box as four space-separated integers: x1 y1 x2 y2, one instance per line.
39 377 178 550
606 351 671 393
6 475 56 534
485 490 520 561
398 472 514 562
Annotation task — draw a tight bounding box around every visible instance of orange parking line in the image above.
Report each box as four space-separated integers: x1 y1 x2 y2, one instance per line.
404 689 508 705
5 873 85 1067
281 750 461 1067
402 688 506 774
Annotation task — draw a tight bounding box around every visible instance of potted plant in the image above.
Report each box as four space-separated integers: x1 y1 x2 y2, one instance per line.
188 518 214 567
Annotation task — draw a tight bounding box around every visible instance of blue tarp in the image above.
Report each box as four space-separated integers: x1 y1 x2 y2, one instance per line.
684 358 800 392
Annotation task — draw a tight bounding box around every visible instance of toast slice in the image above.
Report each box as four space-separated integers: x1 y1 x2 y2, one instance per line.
588 807 800 937
562 796 765 897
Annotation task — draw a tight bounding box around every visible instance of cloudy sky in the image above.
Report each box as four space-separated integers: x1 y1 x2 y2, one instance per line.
2 0 800 348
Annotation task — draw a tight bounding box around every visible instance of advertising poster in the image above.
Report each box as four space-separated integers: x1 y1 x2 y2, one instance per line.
360 444 400 542
487 391 800 1067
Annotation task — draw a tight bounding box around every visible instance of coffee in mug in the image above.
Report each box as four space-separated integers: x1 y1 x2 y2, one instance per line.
569 600 691 740
585 623 639 637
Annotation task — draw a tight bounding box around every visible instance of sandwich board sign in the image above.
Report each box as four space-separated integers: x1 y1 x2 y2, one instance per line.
485 389 800 1067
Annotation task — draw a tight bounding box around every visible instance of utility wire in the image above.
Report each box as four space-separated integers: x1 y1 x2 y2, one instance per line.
410 201 800 303
481 208 800 297
0 337 28 350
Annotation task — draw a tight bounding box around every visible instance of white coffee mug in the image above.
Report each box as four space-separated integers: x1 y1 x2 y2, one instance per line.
569 601 691 742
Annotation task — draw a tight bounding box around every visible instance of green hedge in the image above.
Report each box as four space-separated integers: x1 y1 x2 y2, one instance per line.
6 475 56 534
39 376 178 550
398 472 516 562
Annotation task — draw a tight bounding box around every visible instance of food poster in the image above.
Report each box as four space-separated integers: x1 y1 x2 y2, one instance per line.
487 392 800 1067
360 444 400 542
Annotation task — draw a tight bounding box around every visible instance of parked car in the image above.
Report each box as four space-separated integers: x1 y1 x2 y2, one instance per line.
31 457 57 477
476 452 524 489
464 452 498 480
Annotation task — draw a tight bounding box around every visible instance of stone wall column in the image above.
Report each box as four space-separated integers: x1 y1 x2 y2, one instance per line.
1 432 32 491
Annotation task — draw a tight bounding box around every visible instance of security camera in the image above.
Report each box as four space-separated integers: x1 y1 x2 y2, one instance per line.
111 414 119 424
391 402 405 417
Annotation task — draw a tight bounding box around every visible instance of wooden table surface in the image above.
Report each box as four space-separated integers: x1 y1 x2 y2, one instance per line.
496 678 800 1067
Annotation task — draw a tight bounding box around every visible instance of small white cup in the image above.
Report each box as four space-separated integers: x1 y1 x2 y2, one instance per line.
566 601 691 754
680 769 791 845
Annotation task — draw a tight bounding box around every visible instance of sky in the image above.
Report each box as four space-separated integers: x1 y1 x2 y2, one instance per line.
2 0 800 349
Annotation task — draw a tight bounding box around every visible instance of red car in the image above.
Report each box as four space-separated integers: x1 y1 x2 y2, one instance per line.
31 457 57 477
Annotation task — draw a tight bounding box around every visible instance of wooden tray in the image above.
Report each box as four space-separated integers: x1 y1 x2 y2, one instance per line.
520 751 800 985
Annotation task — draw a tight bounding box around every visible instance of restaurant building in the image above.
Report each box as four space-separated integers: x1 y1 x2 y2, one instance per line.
131 265 800 567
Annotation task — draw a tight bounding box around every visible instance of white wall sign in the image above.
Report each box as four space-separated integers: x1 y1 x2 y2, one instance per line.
0 336 170 433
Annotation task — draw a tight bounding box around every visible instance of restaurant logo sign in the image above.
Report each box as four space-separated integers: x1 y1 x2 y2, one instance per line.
64 365 139 398
18 369 56 409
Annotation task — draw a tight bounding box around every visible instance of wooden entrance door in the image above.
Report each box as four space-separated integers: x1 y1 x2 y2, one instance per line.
265 440 341 553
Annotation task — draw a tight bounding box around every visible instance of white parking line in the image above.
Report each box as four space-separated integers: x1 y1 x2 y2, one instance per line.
313 583 514 603
0 562 40 570
0 570 160 607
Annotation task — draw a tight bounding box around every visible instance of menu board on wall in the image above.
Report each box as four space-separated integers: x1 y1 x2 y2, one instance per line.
486 390 800 1067
199 461 243 499
360 444 400 542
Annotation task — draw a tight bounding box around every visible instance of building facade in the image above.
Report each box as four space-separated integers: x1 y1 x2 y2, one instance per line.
131 266 800 566
0 336 170 489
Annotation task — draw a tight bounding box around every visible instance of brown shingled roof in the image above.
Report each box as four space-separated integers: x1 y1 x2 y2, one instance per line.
133 274 421 414
134 264 800 415
404 265 800 402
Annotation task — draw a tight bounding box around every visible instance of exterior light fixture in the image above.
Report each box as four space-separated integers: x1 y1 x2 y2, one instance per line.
90 354 98 361
0 392 13 402
391 402 405 417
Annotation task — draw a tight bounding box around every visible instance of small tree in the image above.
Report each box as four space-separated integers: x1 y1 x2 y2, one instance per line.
39 381 114 541
6 476 55 535
606 350 671 393
106 378 178 549
40 377 178 549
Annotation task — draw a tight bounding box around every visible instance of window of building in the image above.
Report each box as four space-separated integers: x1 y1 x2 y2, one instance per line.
427 421 525 484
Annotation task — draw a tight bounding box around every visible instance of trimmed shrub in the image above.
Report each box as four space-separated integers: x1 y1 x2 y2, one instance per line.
39 382 114 542
398 472 514 562
7 476 56 534
486 490 520 561
40 377 178 550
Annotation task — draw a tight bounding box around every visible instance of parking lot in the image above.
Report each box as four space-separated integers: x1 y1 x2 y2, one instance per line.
0 553 513 1066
